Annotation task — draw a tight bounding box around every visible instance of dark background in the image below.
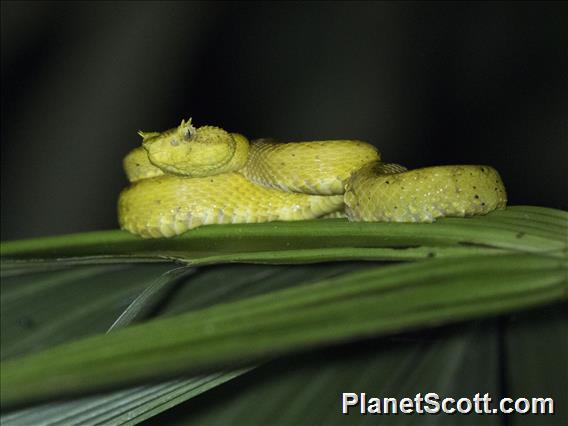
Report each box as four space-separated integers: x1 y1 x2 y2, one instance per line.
2 1 567 240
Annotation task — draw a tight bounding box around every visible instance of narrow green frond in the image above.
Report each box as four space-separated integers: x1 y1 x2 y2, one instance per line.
0 370 251 426
1 207 566 267
2 253 566 409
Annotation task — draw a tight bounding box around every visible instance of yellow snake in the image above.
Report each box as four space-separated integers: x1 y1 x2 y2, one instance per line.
118 119 507 238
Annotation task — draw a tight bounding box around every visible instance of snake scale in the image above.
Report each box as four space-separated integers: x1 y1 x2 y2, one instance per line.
118 119 507 238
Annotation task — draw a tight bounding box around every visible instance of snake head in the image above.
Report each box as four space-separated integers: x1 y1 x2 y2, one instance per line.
141 119 237 177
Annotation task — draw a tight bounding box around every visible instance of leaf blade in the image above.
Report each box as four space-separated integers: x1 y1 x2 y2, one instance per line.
1 253 565 409
2 207 566 266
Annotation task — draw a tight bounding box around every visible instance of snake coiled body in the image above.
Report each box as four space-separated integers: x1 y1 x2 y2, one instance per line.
118 120 507 238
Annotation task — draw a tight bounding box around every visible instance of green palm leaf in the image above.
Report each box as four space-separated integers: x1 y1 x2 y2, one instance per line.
1 206 566 424
2 207 564 268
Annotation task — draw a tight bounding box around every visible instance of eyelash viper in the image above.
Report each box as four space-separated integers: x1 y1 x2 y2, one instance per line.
118 119 507 238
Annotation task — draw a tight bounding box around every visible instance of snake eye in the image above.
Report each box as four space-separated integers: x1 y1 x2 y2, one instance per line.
180 118 195 140
182 128 191 140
